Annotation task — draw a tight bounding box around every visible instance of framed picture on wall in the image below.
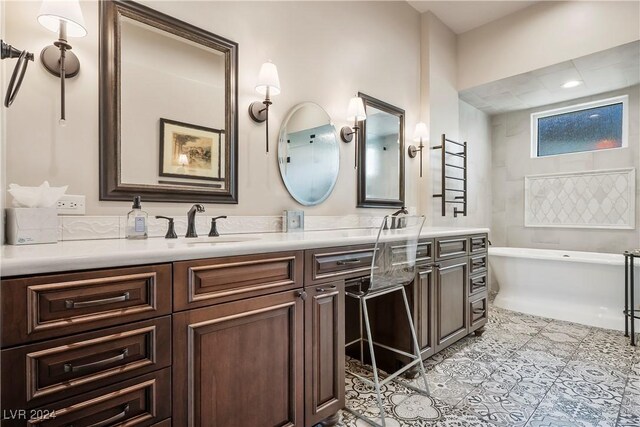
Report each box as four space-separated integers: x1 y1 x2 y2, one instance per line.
159 118 224 181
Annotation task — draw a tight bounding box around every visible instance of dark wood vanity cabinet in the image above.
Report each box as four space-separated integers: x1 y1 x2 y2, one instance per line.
172 289 306 427
0 265 173 427
349 234 488 373
416 265 436 356
304 282 345 426
433 257 469 352
1 232 485 427
171 251 343 427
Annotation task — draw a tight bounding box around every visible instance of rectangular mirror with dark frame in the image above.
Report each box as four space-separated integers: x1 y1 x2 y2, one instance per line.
99 0 238 203
357 92 405 208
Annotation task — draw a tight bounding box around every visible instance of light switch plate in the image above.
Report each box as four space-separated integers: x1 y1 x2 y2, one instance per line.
283 210 304 232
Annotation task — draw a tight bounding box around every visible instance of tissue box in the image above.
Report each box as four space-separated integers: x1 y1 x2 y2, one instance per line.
5 208 58 245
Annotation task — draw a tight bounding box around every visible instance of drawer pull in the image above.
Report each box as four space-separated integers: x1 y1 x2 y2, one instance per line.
69 403 130 427
472 308 485 315
64 348 129 373
472 282 486 291
65 292 130 309
337 259 364 266
472 243 485 249
472 261 486 268
316 285 337 293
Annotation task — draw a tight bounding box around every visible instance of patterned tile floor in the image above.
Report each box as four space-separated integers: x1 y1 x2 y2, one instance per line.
339 301 640 426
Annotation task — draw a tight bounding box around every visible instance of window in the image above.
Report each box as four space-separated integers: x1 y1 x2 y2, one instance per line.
531 95 628 157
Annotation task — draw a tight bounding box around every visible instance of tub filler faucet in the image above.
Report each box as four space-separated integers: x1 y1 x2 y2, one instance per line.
186 204 205 238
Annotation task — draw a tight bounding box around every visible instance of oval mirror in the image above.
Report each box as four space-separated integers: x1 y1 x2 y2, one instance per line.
278 103 340 206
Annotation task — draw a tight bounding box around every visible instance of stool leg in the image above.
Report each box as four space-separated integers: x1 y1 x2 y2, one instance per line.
631 257 636 346
362 297 386 427
625 254 629 337
359 296 364 365
400 286 430 395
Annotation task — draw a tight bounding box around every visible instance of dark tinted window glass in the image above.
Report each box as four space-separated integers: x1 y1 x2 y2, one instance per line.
537 103 623 157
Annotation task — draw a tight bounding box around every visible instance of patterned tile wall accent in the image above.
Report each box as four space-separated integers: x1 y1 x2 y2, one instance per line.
524 168 636 229
57 214 388 241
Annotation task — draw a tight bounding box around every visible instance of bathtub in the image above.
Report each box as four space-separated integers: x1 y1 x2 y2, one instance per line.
489 247 640 331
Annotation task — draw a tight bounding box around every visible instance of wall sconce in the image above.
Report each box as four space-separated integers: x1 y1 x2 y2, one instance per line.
38 0 87 126
408 122 428 177
1 40 34 107
340 96 366 169
249 61 280 153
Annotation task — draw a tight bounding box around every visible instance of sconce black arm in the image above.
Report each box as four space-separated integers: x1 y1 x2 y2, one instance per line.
249 98 273 153
408 138 425 177
340 123 361 169
1 40 34 108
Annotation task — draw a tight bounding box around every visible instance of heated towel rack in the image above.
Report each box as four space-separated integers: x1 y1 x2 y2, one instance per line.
432 134 467 217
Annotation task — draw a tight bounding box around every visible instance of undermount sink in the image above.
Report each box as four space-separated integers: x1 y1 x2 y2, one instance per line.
180 236 258 245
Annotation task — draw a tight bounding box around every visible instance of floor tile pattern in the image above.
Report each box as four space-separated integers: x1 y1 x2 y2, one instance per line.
338 302 640 426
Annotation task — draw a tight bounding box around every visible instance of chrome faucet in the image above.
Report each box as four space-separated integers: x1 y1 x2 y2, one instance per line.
186 204 205 238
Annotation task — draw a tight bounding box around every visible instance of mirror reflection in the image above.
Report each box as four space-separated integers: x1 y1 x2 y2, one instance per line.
365 106 401 200
278 103 339 206
358 93 405 208
120 16 227 188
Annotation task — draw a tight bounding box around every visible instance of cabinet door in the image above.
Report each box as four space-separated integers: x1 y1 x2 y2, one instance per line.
304 282 345 427
416 266 435 358
435 257 468 352
173 290 305 427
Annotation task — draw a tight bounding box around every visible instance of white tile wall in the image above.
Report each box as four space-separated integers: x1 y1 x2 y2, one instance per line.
55 214 387 242
491 85 640 253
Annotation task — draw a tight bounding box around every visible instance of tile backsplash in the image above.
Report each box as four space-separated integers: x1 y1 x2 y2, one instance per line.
54 214 387 242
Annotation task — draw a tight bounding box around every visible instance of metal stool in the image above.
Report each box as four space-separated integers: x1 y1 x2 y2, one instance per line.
344 215 429 427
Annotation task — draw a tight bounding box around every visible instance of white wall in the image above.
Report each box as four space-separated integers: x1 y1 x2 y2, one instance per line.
491 85 640 253
4 1 422 217
419 12 492 228
458 1 640 91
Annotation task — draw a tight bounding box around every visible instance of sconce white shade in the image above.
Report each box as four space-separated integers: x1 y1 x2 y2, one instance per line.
346 97 366 122
255 61 281 96
178 154 189 166
413 122 429 141
38 0 87 38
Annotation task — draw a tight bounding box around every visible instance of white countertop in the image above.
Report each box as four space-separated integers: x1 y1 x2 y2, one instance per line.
1 227 489 277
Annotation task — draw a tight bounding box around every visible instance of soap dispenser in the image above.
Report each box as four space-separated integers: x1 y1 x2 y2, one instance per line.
126 196 148 239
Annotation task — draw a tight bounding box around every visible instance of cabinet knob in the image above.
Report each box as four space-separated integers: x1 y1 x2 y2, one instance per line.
296 291 307 301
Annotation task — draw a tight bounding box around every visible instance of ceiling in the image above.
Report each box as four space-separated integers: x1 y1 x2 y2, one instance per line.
407 1 537 34
459 41 640 115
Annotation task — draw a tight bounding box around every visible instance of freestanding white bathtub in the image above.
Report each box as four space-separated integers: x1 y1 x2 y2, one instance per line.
489 247 640 331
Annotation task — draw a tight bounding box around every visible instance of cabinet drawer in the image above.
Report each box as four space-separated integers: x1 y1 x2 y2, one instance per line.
415 239 434 264
21 368 171 427
2 317 171 410
469 254 488 275
305 245 374 285
469 273 488 296
469 296 488 332
435 237 468 260
1 264 172 347
173 251 303 311
470 234 488 253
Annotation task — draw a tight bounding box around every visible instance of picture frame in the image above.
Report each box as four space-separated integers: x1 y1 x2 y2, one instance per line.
159 118 224 181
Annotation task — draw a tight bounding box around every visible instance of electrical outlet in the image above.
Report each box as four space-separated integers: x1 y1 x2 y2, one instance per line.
57 195 86 215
